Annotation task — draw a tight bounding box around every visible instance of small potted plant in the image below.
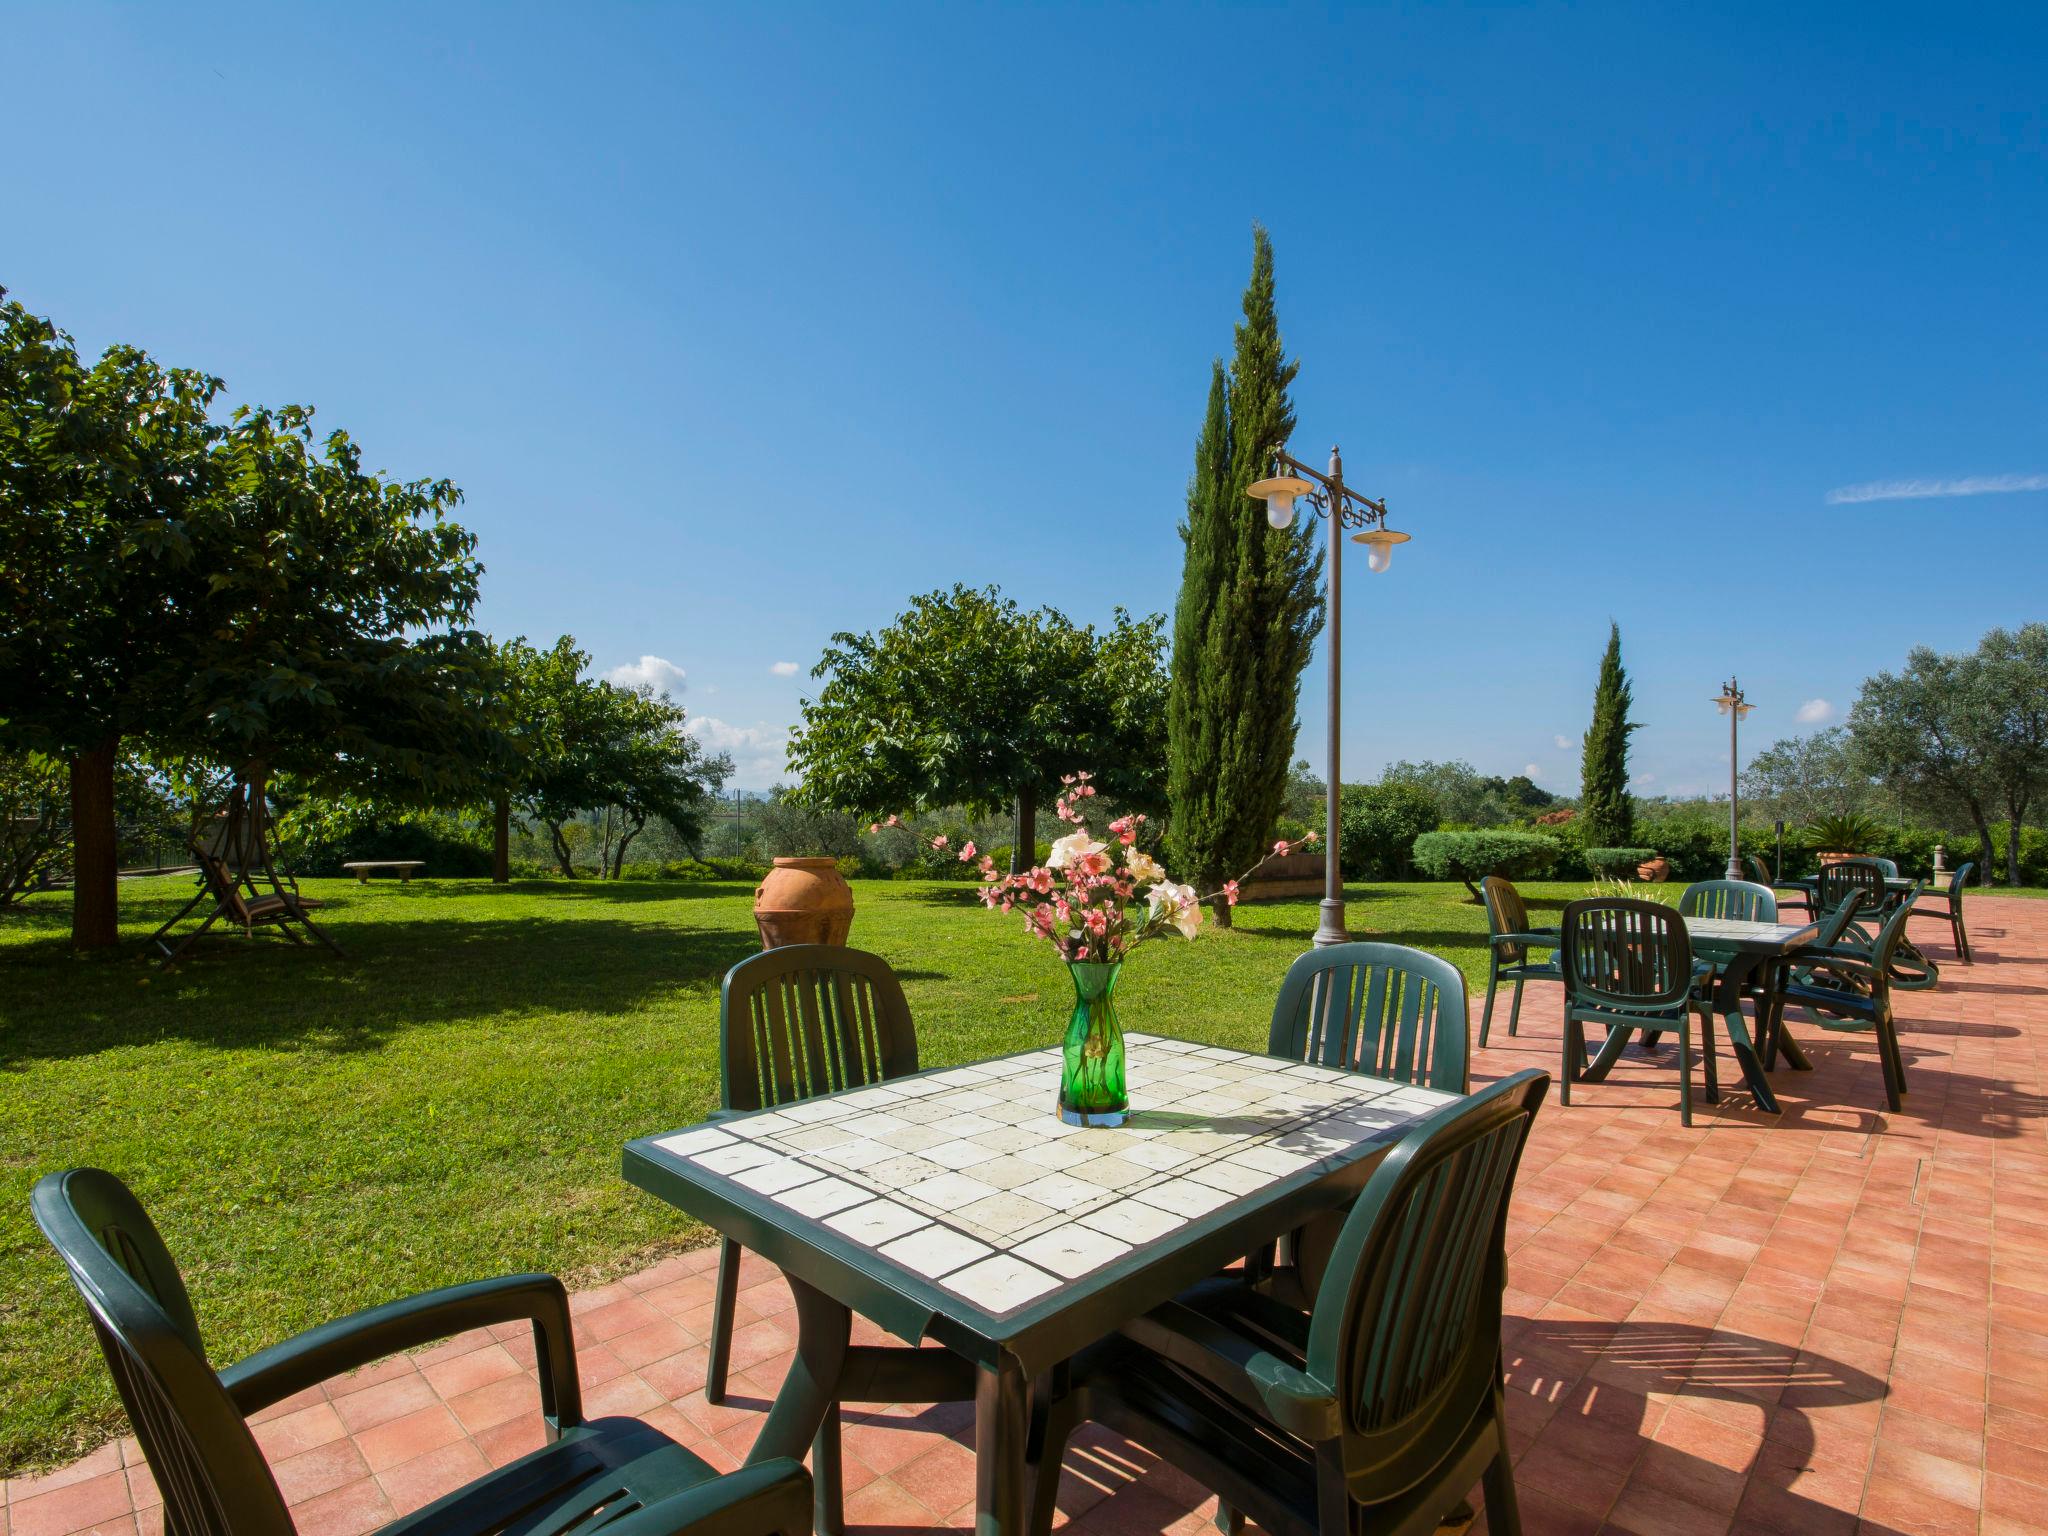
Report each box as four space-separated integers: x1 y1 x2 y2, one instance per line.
1805 812 1884 867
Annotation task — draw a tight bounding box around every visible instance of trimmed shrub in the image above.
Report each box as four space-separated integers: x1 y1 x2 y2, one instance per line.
1339 783 1441 879
1411 829 1560 899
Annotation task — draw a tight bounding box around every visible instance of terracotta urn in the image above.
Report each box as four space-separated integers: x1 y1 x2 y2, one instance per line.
753 857 854 949
1636 856 1671 883
1816 851 1853 867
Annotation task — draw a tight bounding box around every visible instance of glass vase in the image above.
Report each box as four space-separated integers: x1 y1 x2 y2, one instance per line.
1058 960 1128 1127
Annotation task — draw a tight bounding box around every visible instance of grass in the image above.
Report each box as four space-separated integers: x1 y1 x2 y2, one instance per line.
0 871 2025 1472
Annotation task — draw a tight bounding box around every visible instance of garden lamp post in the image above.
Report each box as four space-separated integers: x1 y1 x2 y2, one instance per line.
1247 446 1408 947
1713 678 1754 882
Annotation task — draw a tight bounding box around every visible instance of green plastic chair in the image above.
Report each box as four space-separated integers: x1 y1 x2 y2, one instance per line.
1910 862 1975 963
30 1168 812 1536
1678 879 1778 923
1477 876 1563 1047
1559 898 1715 1126
1871 857 1900 879
709 945 920 1405
1779 886 1923 1111
1026 1069 1550 1536
1748 855 1811 918
1258 943 1471 1305
1817 859 1888 923
1267 942 1470 1094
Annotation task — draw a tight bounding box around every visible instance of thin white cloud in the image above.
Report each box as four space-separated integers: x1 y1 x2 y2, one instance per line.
1825 473 2048 505
1796 698 1834 724
769 660 800 677
1523 763 1540 777
607 655 687 696
1634 772 1656 787
685 716 790 786
1553 734 1573 751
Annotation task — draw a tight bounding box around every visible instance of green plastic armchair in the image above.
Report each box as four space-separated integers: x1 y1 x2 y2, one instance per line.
1778 885 1922 1111
1560 898 1716 1125
1910 862 1975 963
1477 875 1563 1048
1026 1070 1549 1536
31 1167 812 1536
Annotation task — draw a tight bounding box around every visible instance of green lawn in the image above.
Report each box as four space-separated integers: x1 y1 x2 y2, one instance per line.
0 871 2017 1471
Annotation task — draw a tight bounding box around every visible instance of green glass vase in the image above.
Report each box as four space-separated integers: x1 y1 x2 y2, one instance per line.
1058 960 1128 1127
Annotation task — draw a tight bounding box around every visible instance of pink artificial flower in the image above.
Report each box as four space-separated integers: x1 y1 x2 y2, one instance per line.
884 814 902 827
958 841 976 861
932 834 949 849
1086 907 1108 936
1273 839 1291 855
1304 830 1319 843
1031 869 1054 894
1223 879 1241 906
1077 850 1111 877
1033 905 1056 932
867 822 881 834
1061 774 1077 785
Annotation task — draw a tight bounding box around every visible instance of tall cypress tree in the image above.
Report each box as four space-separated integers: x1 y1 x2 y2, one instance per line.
1166 229 1325 922
1580 621 1638 847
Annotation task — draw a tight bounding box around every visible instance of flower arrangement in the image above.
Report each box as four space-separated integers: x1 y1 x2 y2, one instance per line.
872 771 1317 956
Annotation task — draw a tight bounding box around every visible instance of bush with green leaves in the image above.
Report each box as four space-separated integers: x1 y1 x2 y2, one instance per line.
1805 811 1886 853
1339 782 1441 879
1410 829 1561 899
1584 846 1658 877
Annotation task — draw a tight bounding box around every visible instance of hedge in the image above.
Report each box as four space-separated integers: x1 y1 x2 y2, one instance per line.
1584 847 1658 877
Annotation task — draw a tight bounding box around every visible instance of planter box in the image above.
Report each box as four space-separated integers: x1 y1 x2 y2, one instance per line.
1241 850 1325 902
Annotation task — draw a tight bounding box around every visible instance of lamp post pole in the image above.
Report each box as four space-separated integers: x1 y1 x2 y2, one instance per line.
1714 678 1753 882
1246 447 1408 948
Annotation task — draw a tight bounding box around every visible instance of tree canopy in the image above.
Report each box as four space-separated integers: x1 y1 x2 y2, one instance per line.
787 584 1168 873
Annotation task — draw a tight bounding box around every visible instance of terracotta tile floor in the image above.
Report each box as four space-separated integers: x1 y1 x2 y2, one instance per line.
8 897 2048 1536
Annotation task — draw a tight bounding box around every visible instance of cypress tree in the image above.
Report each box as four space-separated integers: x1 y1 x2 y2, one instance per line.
1165 229 1325 923
1580 621 1637 847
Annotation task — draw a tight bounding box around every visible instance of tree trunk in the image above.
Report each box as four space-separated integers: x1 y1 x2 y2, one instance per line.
2008 810 2027 888
611 817 644 878
1210 890 1234 927
1011 784 1038 876
548 821 577 877
69 735 121 950
492 796 510 883
1969 805 1997 885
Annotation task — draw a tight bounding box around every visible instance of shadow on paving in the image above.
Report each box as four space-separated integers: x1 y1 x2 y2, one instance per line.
1504 1319 1899 1535
0 913 763 1067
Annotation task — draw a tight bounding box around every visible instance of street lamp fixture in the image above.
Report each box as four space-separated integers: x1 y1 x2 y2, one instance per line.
1713 678 1755 882
1246 446 1408 947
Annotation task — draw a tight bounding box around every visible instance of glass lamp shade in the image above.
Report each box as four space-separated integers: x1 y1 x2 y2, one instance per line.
1246 474 1314 530
1354 526 1410 573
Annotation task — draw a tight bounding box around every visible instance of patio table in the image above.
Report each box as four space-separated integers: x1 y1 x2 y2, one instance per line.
624 1032 1459 1536
1594 916 1818 1113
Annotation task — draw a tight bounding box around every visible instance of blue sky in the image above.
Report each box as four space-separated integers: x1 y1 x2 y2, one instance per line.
7 3 2044 791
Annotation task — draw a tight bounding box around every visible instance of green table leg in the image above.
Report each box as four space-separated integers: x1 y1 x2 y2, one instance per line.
749 1274 850 1535
976 1355 1030 1536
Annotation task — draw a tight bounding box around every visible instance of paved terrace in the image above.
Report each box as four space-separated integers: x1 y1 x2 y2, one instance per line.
7 898 2046 1536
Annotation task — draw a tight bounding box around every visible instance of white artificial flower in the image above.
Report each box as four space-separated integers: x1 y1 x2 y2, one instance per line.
1123 848 1166 885
1047 830 1106 871
1147 880 1203 939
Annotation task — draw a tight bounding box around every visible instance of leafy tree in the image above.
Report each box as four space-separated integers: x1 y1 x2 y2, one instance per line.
1379 760 1504 827
1 292 508 945
1166 229 1325 920
1740 727 1873 826
788 585 1168 873
0 749 67 906
498 637 729 877
0 293 224 946
1579 622 1638 848
1850 625 2048 884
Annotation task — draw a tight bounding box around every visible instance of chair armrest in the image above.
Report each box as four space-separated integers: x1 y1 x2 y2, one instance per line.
1792 945 1876 969
1121 1301 1339 1442
1497 930 1558 947
597 1459 812 1536
220 1273 582 1432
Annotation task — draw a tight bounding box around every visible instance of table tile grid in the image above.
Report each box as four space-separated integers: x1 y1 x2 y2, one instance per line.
12 899 2048 1536
653 1036 1453 1315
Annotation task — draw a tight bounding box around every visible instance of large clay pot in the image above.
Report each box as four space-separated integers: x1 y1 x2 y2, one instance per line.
754 857 855 949
1636 856 1671 883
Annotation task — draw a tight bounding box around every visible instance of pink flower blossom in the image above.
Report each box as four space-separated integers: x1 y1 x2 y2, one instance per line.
1061 774 1076 785
1304 830 1319 843
884 814 902 827
1223 880 1241 906
958 841 976 861
1273 839 1291 855
867 822 881 834
932 835 949 849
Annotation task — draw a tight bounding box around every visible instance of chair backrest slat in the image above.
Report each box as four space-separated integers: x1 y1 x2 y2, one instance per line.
31 1169 295 1535
1678 879 1777 923
1305 1071 1548 1503
1268 943 1470 1094
1817 859 1887 916
721 946 918 1112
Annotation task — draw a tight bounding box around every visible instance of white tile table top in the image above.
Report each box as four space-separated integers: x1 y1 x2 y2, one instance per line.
653 1033 1454 1318
1684 917 1815 945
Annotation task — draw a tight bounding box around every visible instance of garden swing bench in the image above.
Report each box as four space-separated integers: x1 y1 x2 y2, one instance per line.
148 776 343 965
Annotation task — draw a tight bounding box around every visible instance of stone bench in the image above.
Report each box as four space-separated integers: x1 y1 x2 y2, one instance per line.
340 860 426 884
